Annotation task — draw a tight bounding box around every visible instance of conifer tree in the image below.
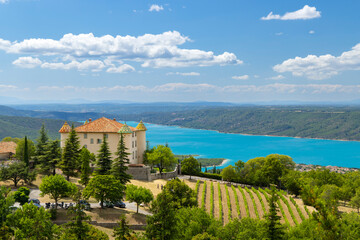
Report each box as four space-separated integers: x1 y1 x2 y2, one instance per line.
23 136 29 167
40 140 61 176
79 147 92 186
265 186 284 240
95 135 112 175
34 123 49 166
60 125 80 181
111 134 131 185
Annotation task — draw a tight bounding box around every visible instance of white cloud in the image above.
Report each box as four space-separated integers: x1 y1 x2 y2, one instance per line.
0 31 242 72
268 75 285 80
275 32 283 36
106 64 135 73
41 60 106 72
232 75 249 80
166 72 200 76
309 30 315 34
12 57 42 68
274 43 360 80
261 5 321 20
0 0 9 4
149 4 164 12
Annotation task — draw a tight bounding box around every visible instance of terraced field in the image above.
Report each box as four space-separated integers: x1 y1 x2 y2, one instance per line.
189 180 313 225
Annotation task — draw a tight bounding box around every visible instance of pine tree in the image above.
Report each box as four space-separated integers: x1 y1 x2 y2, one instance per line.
34 123 49 167
23 136 29 167
95 135 112 175
39 140 61 176
60 125 81 181
111 134 132 185
265 186 285 240
79 147 92 186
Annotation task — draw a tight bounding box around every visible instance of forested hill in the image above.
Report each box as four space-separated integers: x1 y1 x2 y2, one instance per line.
0 115 81 140
124 106 360 141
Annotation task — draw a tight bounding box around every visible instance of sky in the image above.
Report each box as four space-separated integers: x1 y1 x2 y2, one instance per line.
0 0 360 103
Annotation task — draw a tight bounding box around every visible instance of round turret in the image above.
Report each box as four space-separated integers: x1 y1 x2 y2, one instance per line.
135 120 147 131
118 123 133 134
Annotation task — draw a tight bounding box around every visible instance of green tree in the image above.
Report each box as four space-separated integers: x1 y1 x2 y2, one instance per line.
146 191 177 240
39 174 77 209
113 215 133 240
261 154 295 187
192 232 218 240
265 186 285 240
181 156 200 180
218 218 267 240
1 136 20 143
60 125 81 181
13 187 30 205
79 147 92 186
350 188 360 213
221 165 236 182
281 170 302 197
125 184 154 213
162 178 197 209
39 140 61 176
0 161 32 187
0 186 15 228
83 175 125 208
34 123 49 166
146 145 177 175
95 136 112 175
15 136 35 165
111 133 132 185
8 203 60 240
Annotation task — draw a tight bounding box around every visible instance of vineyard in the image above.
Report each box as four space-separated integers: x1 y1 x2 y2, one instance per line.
191 180 313 225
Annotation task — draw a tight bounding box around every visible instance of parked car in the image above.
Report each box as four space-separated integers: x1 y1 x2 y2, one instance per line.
113 201 126 208
101 201 114 208
79 200 91 210
28 199 41 208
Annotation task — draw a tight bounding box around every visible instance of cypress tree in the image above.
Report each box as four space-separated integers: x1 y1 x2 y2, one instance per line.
40 140 61 176
95 135 112 175
60 125 81 181
79 147 92 186
23 136 29 167
266 186 285 240
111 133 132 185
34 123 49 167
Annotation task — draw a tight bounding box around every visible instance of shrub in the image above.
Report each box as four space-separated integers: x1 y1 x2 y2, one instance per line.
231 185 241 217
304 205 311 216
245 187 259 219
195 180 200 197
13 187 30 205
238 186 250 218
210 182 214 218
218 183 223 222
201 181 206 210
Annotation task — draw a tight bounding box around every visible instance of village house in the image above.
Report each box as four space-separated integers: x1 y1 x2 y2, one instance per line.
59 117 147 164
0 141 17 160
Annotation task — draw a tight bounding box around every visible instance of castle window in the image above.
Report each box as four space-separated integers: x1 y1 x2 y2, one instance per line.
132 141 134 148
132 133 134 137
135 141 137 147
97 139 102 144
104 134 108 139
132 151 134 159
84 133 87 139
90 139 94 144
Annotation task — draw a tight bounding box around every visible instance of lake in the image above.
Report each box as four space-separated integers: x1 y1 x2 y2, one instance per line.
127 121 360 169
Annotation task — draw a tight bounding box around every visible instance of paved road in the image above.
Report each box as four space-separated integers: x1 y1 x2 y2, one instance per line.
27 189 152 215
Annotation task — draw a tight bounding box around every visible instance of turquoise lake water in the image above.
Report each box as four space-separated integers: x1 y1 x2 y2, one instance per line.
127 121 360 169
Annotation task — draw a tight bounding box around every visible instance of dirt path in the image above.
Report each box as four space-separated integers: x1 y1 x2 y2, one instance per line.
205 181 212 216
220 184 230 224
243 188 257 219
279 198 295 226
250 190 265 219
227 185 239 219
284 195 302 224
235 188 248 218
197 182 204 207
213 182 220 220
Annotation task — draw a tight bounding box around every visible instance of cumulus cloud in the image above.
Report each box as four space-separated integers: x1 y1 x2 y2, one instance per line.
166 72 200 76
309 30 315 34
149 4 164 12
13 57 42 68
273 43 360 80
106 64 135 73
268 75 285 80
0 0 9 4
0 31 242 72
232 75 249 80
261 5 321 20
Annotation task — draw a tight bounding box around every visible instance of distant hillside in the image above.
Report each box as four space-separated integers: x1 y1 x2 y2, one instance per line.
0 115 81 141
124 106 360 141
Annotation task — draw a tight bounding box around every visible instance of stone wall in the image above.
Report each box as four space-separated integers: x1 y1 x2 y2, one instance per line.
150 165 179 180
126 165 152 181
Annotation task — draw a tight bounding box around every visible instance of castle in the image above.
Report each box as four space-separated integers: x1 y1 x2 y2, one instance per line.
59 117 147 164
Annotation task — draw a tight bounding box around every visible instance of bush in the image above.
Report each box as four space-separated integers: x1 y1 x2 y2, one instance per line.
196 172 222 180
225 185 231 221
49 208 57 220
13 187 30 205
195 180 200 197
210 182 214 218
218 183 223 222
201 181 207 210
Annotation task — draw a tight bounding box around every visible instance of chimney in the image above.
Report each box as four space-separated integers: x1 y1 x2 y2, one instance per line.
113 118 116 121
89 118 92 123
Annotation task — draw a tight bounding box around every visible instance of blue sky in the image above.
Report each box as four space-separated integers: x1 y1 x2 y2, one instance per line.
0 0 359 103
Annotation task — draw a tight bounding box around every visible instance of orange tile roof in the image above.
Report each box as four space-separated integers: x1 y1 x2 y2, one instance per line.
72 117 137 133
59 121 71 133
0 142 17 154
